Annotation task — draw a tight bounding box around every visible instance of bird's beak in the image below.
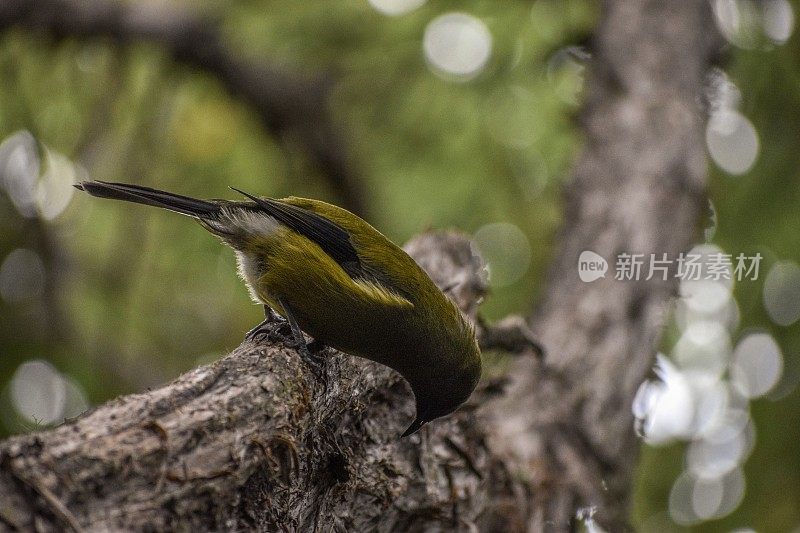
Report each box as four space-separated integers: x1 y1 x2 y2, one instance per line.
401 417 427 438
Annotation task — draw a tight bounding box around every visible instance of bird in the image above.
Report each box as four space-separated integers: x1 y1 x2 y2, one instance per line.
73 180 482 437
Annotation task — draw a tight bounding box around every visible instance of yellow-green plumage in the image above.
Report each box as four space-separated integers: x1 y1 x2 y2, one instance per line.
74 181 481 435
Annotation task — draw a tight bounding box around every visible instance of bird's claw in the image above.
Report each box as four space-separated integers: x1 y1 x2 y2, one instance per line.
245 323 270 342
245 313 290 343
245 319 283 343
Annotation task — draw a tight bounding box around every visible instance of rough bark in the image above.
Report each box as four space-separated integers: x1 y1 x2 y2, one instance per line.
0 0 721 531
489 0 720 530
0 0 366 215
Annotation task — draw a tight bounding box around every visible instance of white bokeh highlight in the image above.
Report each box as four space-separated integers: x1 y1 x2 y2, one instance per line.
713 0 760 48
673 320 731 378
763 260 800 326
669 468 746 525
38 148 77 221
8 360 89 427
0 131 77 220
731 332 783 398
0 130 40 218
706 109 759 175
423 13 492 81
633 243 775 525
763 0 795 43
713 0 795 47
687 421 752 479
632 355 695 444
679 244 734 315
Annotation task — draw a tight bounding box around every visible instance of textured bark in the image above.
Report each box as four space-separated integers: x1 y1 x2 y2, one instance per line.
489 0 721 530
0 0 721 531
0 0 366 215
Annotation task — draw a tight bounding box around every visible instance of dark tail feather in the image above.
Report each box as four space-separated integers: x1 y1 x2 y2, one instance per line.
74 181 220 218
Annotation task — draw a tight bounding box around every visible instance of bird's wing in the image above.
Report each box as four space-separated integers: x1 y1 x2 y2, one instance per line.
230 188 364 279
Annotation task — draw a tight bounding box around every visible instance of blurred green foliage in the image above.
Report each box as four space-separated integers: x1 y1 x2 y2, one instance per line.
0 1 799 531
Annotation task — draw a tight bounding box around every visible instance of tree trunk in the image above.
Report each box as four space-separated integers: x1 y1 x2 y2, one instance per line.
490 0 720 529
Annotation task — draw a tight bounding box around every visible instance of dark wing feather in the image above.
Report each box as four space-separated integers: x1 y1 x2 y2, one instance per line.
230 188 363 277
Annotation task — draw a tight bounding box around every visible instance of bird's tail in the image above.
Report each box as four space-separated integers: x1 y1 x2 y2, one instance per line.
74 181 220 218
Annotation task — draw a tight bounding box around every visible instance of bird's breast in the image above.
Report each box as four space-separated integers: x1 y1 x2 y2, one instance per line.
236 251 267 304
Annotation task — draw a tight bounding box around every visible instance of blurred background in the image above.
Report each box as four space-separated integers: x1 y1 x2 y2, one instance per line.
0 1 799 531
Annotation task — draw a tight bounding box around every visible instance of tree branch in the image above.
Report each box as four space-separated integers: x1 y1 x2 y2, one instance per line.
0 0 367 214
0 232 531 532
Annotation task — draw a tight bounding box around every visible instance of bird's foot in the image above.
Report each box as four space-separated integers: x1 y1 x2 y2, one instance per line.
245 319 270 342
274 297 328 379
245 316 287 343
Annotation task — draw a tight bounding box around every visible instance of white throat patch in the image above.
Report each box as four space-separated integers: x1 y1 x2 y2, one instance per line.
236 251 266 303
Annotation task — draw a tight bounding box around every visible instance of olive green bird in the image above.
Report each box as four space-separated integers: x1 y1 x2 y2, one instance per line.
74 181 481 437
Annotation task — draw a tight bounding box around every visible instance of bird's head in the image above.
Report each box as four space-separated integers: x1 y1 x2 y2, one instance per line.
401 333 481 437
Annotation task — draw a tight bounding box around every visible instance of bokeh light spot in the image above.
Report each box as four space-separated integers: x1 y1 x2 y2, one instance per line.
0 130 40 218
731 332 783 398
687 427 749 479
762 260 800 326
706 109 759 175
715 468 747 519
691 476 724 520
673 320 731 377
713 0 762 48
10 360 66 425
37 148 77 221
632 356 695 444
423 13 492 81
706 68 742 114
669 471 700 525
679 245 734 315
669 467 746 525
472 222 531 287
691 379 730 439
763 0 795 43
